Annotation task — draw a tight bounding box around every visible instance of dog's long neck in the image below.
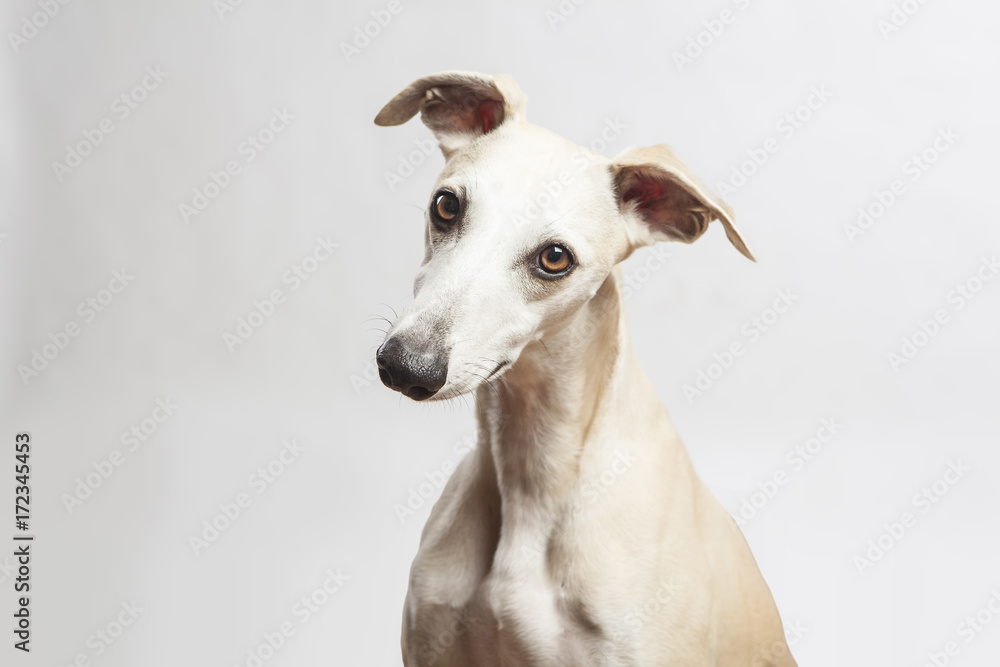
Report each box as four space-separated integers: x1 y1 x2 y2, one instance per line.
475 269 633 564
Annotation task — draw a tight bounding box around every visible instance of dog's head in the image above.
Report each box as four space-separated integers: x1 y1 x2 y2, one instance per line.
373 71 753 401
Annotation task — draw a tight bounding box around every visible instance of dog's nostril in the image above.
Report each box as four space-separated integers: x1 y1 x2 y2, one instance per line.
376 336 449 400
404 386 435 401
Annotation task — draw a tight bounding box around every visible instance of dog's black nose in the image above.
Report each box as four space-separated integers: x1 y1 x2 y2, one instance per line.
376 337 448 401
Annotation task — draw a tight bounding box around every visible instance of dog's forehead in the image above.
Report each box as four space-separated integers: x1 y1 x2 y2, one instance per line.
437 124 613 223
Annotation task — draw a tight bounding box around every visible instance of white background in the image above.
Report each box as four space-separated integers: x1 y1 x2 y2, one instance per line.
2 0 999 665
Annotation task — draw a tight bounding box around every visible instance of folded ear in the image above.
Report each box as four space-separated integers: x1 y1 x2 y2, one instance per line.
610 145 755 261
374 71 527 157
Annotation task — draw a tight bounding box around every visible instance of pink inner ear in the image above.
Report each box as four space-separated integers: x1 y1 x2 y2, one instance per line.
618 169 705 241
623 176 665 209
477 100 503 134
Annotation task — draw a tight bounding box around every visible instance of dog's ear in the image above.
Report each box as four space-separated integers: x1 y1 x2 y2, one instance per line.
610 145 755 261
374 71 527 157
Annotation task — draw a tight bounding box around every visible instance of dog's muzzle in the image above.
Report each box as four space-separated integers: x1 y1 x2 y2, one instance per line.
376 336 449 401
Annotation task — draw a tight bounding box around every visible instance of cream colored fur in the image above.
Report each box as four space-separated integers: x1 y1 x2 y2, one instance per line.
375 71 796 667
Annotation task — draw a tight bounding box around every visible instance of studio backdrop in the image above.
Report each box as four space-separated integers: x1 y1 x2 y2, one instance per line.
2 0 999 665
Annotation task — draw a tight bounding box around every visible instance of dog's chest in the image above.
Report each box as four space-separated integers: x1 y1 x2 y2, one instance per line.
408 544 615 667
405 430 628 664
412 583 605 667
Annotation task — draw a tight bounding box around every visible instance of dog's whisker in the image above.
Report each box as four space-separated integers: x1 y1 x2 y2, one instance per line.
468 370 500 401
364 314 395 327
376 303 399 321
477 357 512 395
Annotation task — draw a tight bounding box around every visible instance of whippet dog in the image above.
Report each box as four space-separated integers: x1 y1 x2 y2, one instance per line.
374 71 796 667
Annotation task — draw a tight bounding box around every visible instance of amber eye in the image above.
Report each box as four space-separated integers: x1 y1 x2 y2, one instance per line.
538 244 572 275
431 191 460 225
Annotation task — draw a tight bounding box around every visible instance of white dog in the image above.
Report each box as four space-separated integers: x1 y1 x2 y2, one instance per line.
374 71 796 667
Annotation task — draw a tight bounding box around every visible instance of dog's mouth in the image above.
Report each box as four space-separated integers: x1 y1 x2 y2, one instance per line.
430 359 511 402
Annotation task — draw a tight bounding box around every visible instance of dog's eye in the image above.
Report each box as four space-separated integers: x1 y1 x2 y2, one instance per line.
538 244 572 275
431 191 460 225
